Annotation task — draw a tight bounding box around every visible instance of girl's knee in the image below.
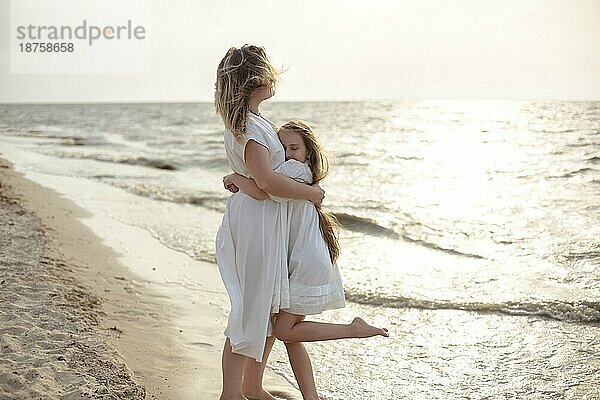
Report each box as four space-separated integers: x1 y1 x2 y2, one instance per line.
274 324 290 342
274 312 303 342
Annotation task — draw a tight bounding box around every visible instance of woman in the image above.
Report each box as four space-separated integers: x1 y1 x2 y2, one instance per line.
214 45 324 400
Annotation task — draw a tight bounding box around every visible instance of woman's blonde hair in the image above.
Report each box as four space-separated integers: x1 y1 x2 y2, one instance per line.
278 120 341 264
214 45 279 141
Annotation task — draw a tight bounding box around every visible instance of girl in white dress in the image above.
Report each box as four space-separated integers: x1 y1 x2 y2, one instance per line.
224 120 388 400
214 45 325 400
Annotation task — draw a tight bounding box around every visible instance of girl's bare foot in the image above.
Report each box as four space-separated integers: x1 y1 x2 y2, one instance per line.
350 317 389 338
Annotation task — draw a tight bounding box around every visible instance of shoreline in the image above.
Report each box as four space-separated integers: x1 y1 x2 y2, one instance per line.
0 155 301 399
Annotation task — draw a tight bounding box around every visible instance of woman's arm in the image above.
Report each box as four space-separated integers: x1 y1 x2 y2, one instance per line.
245 141 324 205
224 173 269 200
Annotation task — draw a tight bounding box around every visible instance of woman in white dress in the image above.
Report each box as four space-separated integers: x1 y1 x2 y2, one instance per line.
214 45 325 400
224 120 388 399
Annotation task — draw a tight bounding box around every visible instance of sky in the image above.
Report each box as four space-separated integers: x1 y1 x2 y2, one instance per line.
1 0 599 103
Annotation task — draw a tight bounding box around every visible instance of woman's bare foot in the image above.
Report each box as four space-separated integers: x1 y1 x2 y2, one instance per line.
241 388 278 400
350 317 389 338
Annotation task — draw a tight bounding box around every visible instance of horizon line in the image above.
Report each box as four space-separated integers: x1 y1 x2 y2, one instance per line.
2 96 600 105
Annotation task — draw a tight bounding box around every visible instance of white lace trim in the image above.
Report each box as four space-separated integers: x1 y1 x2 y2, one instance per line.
284 283 346 315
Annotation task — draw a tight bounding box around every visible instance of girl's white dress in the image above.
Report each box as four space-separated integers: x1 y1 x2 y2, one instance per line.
215 113 290 362
271 159 346 315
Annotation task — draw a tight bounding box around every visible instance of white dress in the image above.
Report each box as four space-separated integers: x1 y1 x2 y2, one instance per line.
271 159 346 315
215 112 290 362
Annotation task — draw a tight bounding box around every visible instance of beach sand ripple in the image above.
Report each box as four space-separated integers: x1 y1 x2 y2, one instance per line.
0 172 145 399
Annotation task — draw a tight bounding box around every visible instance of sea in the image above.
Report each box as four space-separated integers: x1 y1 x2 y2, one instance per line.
0 100 599 399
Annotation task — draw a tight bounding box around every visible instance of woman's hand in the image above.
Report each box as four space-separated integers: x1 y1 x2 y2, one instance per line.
310 184 325 206
223 173 239 193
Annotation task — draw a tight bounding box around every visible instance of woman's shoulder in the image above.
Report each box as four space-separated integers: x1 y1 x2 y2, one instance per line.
247 112 276 137
242 114 278 152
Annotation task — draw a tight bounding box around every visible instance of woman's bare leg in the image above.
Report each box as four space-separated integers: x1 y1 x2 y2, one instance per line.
274 311 388 343
282 315 319 400
242 335 277 400
219 338 247 400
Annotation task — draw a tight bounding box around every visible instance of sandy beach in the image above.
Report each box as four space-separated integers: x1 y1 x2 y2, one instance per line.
0 155 301 399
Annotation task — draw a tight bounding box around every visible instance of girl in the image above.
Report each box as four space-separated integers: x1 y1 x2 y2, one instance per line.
224 120 388 400
214 45 325 400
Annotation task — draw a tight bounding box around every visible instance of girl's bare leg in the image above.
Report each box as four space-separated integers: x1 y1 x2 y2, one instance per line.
219 338 247 400
274 311 388 343
283 315 319 400
242 335 277 400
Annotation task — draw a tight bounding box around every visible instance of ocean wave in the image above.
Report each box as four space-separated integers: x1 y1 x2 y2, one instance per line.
334 213 399 238
587 156 600 164
91 174 117 179
555 167 597 178
334 212 484 259
2 129 112 146
47 150 178 170
58 136 87 146
337 152 421 162
566 141 600 148
399 236 485 259
3 129 100 145
344 291 600 323
527 126 576 134
2 129 45 136
96 179 226 212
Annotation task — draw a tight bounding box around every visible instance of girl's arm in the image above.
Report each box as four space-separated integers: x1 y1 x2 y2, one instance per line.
224 173 269 200
245 141 324 205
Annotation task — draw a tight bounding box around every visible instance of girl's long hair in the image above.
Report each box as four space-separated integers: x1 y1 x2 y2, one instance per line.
214 45 279 142
278 120 341 264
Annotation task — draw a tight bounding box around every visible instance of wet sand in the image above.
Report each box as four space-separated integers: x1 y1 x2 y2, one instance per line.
0 155 301 399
